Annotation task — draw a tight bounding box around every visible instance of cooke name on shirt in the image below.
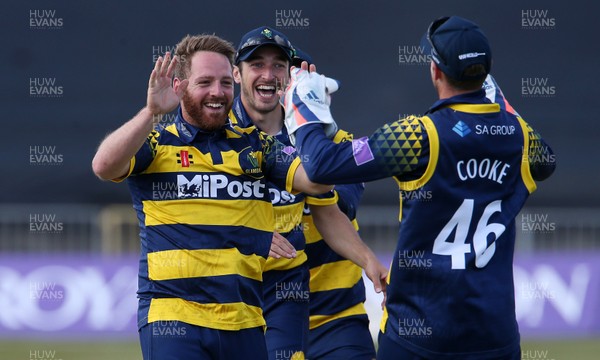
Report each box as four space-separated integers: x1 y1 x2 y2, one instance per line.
457 158 511 184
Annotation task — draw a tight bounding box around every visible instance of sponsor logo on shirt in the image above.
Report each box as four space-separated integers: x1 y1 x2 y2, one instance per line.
352 137 374 165
177 174 266 199
452 121 471 137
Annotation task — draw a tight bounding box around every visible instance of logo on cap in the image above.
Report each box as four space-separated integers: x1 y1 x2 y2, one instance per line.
458 52 487 60
261 28 273 39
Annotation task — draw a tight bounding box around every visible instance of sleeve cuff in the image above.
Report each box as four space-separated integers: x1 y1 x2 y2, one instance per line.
110 158 136 183
286 157 302 194
305 190 339 206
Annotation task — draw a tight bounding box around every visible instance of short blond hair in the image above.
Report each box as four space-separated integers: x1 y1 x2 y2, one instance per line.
174 34 235 79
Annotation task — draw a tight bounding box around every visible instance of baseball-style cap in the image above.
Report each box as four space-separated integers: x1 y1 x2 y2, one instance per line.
421 16 492 81
292 47 313 67
235 26 295 64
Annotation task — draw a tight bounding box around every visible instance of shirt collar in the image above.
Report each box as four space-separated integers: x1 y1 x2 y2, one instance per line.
425 89 490 114
231 96 287 134
232 97 253 128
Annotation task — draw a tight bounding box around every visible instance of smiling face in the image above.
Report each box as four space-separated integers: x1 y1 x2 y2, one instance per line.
175 51 234 131
234 45 289 117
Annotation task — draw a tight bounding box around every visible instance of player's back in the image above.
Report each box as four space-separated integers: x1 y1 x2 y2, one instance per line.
382 103 536 359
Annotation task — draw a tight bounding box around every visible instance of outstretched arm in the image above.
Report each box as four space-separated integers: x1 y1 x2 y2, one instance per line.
484 74 556 181
283 63 429 185
92 53 188 180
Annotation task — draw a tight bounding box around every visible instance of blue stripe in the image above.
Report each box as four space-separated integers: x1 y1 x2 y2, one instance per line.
138 274 263 308
277 227 306 251
309 281 366 315
143 224 272 257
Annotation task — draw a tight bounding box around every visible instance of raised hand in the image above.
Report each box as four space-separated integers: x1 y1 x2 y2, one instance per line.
282 63 339 145
147 52 189 115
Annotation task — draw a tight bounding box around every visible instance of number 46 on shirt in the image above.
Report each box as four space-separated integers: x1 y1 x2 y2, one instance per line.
432 199 505 269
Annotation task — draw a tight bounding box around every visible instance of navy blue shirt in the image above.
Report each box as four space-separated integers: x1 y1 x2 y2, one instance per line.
294 89 556 359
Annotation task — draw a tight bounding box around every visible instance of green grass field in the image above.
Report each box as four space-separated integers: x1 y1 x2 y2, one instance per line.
1 339 599 359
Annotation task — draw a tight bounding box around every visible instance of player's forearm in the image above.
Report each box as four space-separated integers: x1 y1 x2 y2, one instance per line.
92 107 155 180
310 203 375 269
333 183 365 220
292 164 334 195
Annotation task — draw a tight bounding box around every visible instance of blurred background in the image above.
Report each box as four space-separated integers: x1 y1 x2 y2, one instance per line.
2 0 599 359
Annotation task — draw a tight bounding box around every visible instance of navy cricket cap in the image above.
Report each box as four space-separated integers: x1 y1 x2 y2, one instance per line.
292 47 313 67
421 16 492 81
235 26 295 64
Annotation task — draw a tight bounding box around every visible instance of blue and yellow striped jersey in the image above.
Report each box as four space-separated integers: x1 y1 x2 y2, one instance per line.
302 129 369 330
230 97 337 272
116 109 300 331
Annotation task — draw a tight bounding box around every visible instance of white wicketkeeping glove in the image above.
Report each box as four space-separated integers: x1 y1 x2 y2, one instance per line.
483 74 520 117
283 67 339 146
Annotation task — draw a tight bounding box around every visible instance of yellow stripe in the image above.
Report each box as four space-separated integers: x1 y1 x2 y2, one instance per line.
274 202 305 233
398 116 439 194
310 260 362 292
303 215 320 244
142 198 274 232
224 128 243 139
380 305 389 333
309 302 367 329
148 298 265 330
265 250 308 271
147 248 265 281
286 157 302 194
517 117 537 194
379 263 393 333
305 191 338 206
332 129 354 143
447 103 500 114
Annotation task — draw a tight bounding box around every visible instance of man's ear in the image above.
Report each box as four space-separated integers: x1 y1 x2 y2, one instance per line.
430 61 443 81
233 65 242 84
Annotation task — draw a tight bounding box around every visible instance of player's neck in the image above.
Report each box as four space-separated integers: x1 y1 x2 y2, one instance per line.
245 105 284 136
436 83 478 100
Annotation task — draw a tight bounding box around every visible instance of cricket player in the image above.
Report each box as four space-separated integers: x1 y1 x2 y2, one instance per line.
92 33 332 360
230 26 386 360
283 16 556 360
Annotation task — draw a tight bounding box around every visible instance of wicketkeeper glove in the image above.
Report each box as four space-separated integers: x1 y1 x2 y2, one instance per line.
483 74 520 116
283 67 339 146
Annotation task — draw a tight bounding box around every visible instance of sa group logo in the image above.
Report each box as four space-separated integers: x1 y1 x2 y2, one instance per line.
452 121 471 137
475 125 516 136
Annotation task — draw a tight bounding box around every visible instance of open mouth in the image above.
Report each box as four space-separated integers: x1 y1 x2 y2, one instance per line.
204 102 225 110
256 84 277 99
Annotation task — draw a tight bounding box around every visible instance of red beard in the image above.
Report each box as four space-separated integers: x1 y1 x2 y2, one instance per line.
181 91 229 131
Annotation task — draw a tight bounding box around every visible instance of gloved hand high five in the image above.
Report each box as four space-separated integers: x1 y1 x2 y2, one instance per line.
283 66 339 145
